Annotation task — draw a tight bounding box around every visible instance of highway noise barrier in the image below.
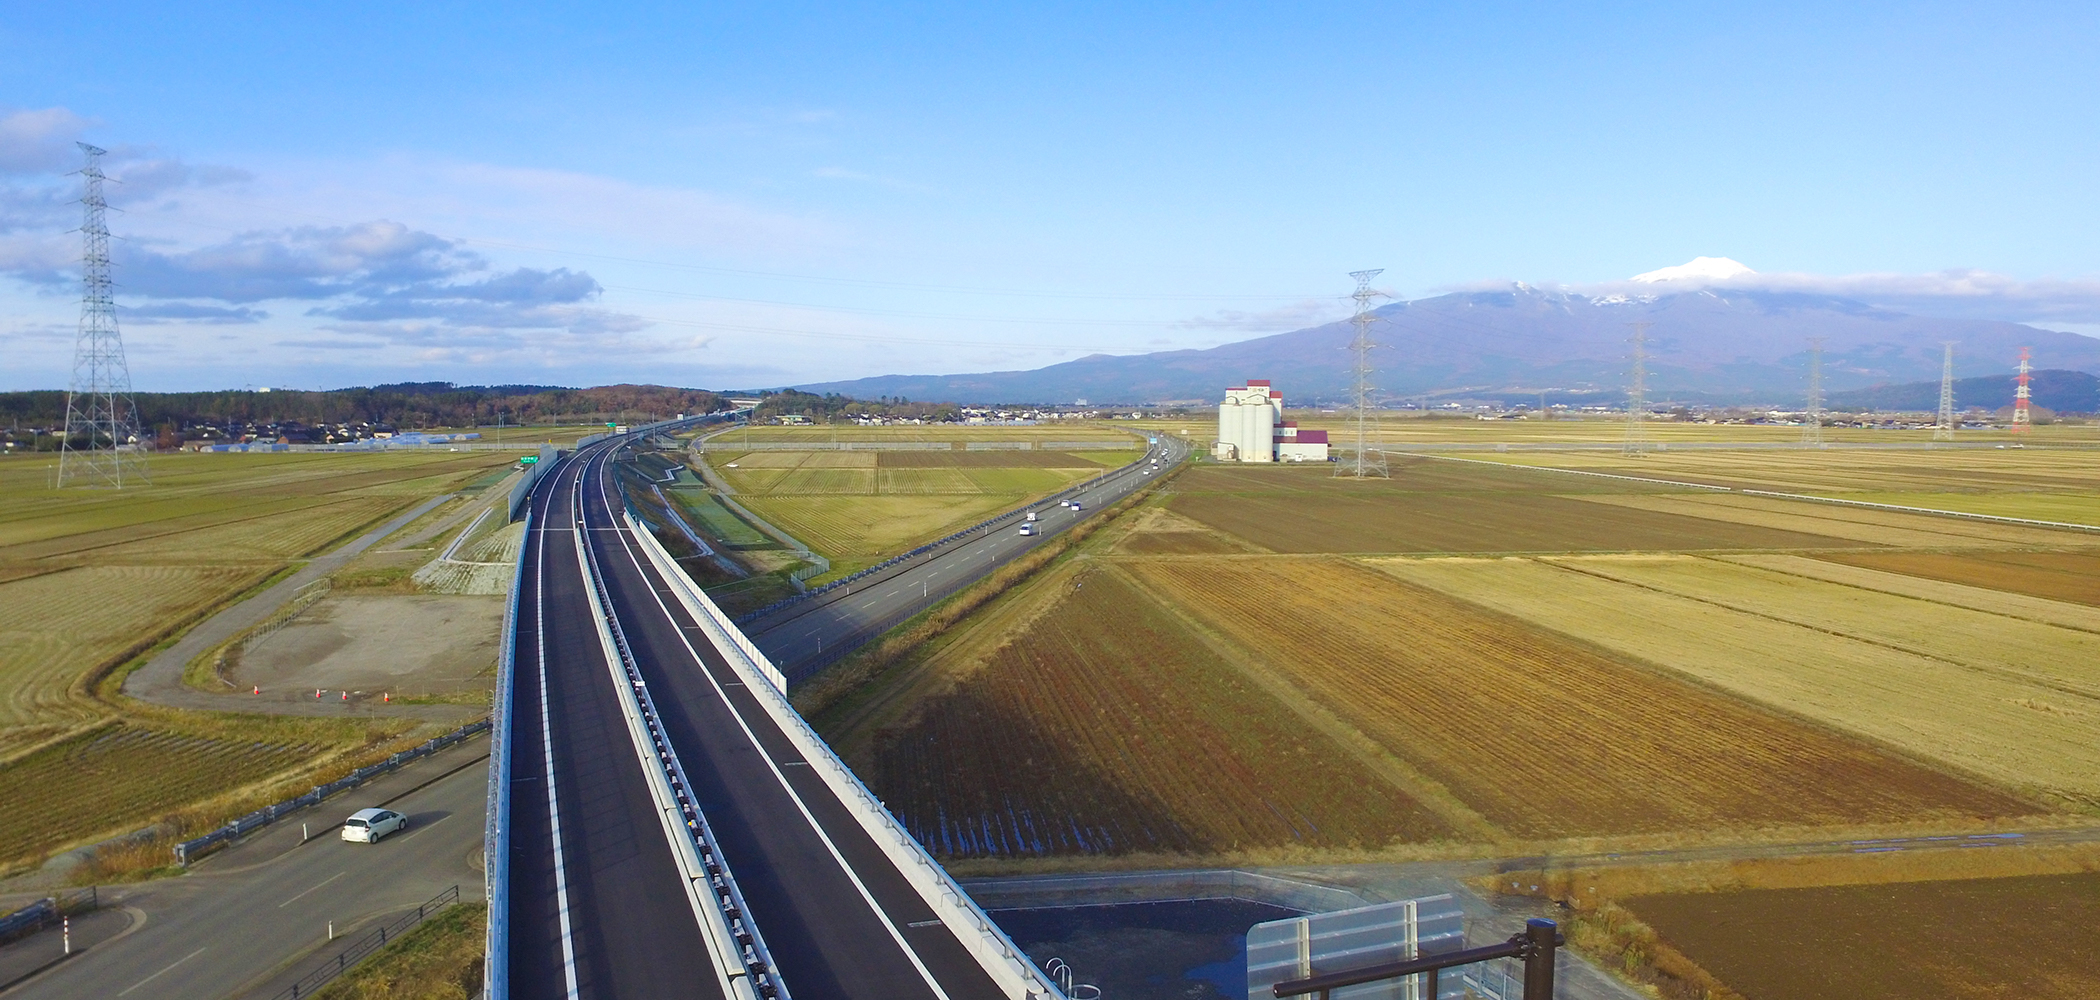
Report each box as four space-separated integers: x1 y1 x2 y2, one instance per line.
172 719 490 865
575 506 787 1000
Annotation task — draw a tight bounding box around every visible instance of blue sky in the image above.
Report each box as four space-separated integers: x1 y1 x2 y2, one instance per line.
6 2 2100 391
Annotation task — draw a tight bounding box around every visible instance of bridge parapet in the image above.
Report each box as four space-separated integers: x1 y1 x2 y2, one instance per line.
624 508 1068 1000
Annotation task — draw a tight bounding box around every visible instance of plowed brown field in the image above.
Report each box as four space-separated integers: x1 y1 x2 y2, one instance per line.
1168 463 1861 554
1118 531 1246 554
1127 558 2028 837
868 570 1449 857
1628 873 2100 1000
1814 550 2100 607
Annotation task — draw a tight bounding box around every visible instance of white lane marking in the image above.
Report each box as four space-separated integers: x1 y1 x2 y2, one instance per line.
542 464 584 1000
278 871 347 907
602 501 955 1000
118 946 206 996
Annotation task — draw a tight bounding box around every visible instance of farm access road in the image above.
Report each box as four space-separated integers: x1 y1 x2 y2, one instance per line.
0 730 489 1000
743 434 1189 675
124 492 480 723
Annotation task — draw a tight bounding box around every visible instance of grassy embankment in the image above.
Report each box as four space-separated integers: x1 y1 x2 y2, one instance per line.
313 902 487 1000
0 449 513 873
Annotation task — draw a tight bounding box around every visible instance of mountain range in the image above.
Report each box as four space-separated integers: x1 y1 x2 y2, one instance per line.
799 272 2100 406
1826 369 2100 414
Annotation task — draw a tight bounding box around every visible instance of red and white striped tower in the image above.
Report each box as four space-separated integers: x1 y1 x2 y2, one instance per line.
2011 347 2033 434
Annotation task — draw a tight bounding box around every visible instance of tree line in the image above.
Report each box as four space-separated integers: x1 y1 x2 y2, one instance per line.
0 383 731 430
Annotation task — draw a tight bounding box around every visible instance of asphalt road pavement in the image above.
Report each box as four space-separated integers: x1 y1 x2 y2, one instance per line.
1 732 490 1000
746 434 1189 676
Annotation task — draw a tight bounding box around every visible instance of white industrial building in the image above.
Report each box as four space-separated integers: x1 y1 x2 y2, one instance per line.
1215 380 1328 462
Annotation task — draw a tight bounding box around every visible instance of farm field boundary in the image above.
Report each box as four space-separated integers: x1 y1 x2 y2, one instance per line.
1377 555 2100 807
1565 492 2094 549
1131 556 2032 839
1429 452 2100 533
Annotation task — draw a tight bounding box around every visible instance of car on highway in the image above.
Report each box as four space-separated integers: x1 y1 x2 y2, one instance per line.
1025 511 1038 521
1070 501 1083 511
1018 523 1035 536
341 808 408 843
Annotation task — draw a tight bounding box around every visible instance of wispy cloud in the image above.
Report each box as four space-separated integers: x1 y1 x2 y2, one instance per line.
1174 298 1344 333
121 302 268 324
1577 264 2100 325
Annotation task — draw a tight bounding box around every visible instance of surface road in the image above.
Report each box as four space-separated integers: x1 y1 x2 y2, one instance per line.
509 436 1034 999
1 733 489 1000
743 433 1189 676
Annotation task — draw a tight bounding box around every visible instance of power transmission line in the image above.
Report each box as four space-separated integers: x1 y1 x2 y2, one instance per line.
58 143 148 489
1337 270 1389 479
1623 320 1651 455
1802 337 1824 447
1934 342 1957 442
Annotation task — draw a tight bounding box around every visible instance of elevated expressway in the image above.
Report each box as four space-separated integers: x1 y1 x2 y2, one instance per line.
493 423 1138 1000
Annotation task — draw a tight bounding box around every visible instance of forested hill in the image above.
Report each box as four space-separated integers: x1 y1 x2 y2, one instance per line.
1826 369 2100 414
0 383 728 429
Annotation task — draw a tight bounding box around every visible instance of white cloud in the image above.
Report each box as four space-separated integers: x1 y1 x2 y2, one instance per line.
1174 298 1345 332
0 107 96 174
1574 265 2100 325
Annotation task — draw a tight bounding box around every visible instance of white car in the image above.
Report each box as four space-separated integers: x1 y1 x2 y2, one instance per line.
341 808 408 843
1070 501 1083 511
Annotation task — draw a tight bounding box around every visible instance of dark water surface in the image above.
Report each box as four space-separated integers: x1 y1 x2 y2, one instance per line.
992 899 1301 1000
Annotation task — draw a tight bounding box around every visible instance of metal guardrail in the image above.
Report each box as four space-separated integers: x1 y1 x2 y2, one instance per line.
1270 918 1563 1000
577 501 786 999
507 443 559 521
173 720 491 865
619 509 1069 1000
733 434 1166 625
269 885 460 1000
483 501 532 1000
0 888 98 946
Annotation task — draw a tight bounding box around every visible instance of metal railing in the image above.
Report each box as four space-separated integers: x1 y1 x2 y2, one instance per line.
1270 919 1562 1000
0 888 98 946
577 503 786 999
506 444 559 520
269 885 459 1000
173 720 490 865
483 501 532 1000
618 511 1068 1000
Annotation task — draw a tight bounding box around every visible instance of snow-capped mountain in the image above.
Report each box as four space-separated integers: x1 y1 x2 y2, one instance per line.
1631 256 1757 284
797 274 2100 405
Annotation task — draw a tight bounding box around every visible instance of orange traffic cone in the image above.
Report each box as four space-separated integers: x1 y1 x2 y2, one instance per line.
253 686 260 695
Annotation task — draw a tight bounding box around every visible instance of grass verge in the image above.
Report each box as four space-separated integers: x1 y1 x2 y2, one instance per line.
794 461 1180 722
314 901 486 1000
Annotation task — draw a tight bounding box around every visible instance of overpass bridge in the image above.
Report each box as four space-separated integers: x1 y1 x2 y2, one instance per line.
487 418 1181 1000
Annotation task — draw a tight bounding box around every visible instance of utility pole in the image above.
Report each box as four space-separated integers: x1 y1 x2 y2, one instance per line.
1337 269 1389 479
1801 337 1825 447
58 143 147 488
1623 321 1652 455
1934 342 1957 441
